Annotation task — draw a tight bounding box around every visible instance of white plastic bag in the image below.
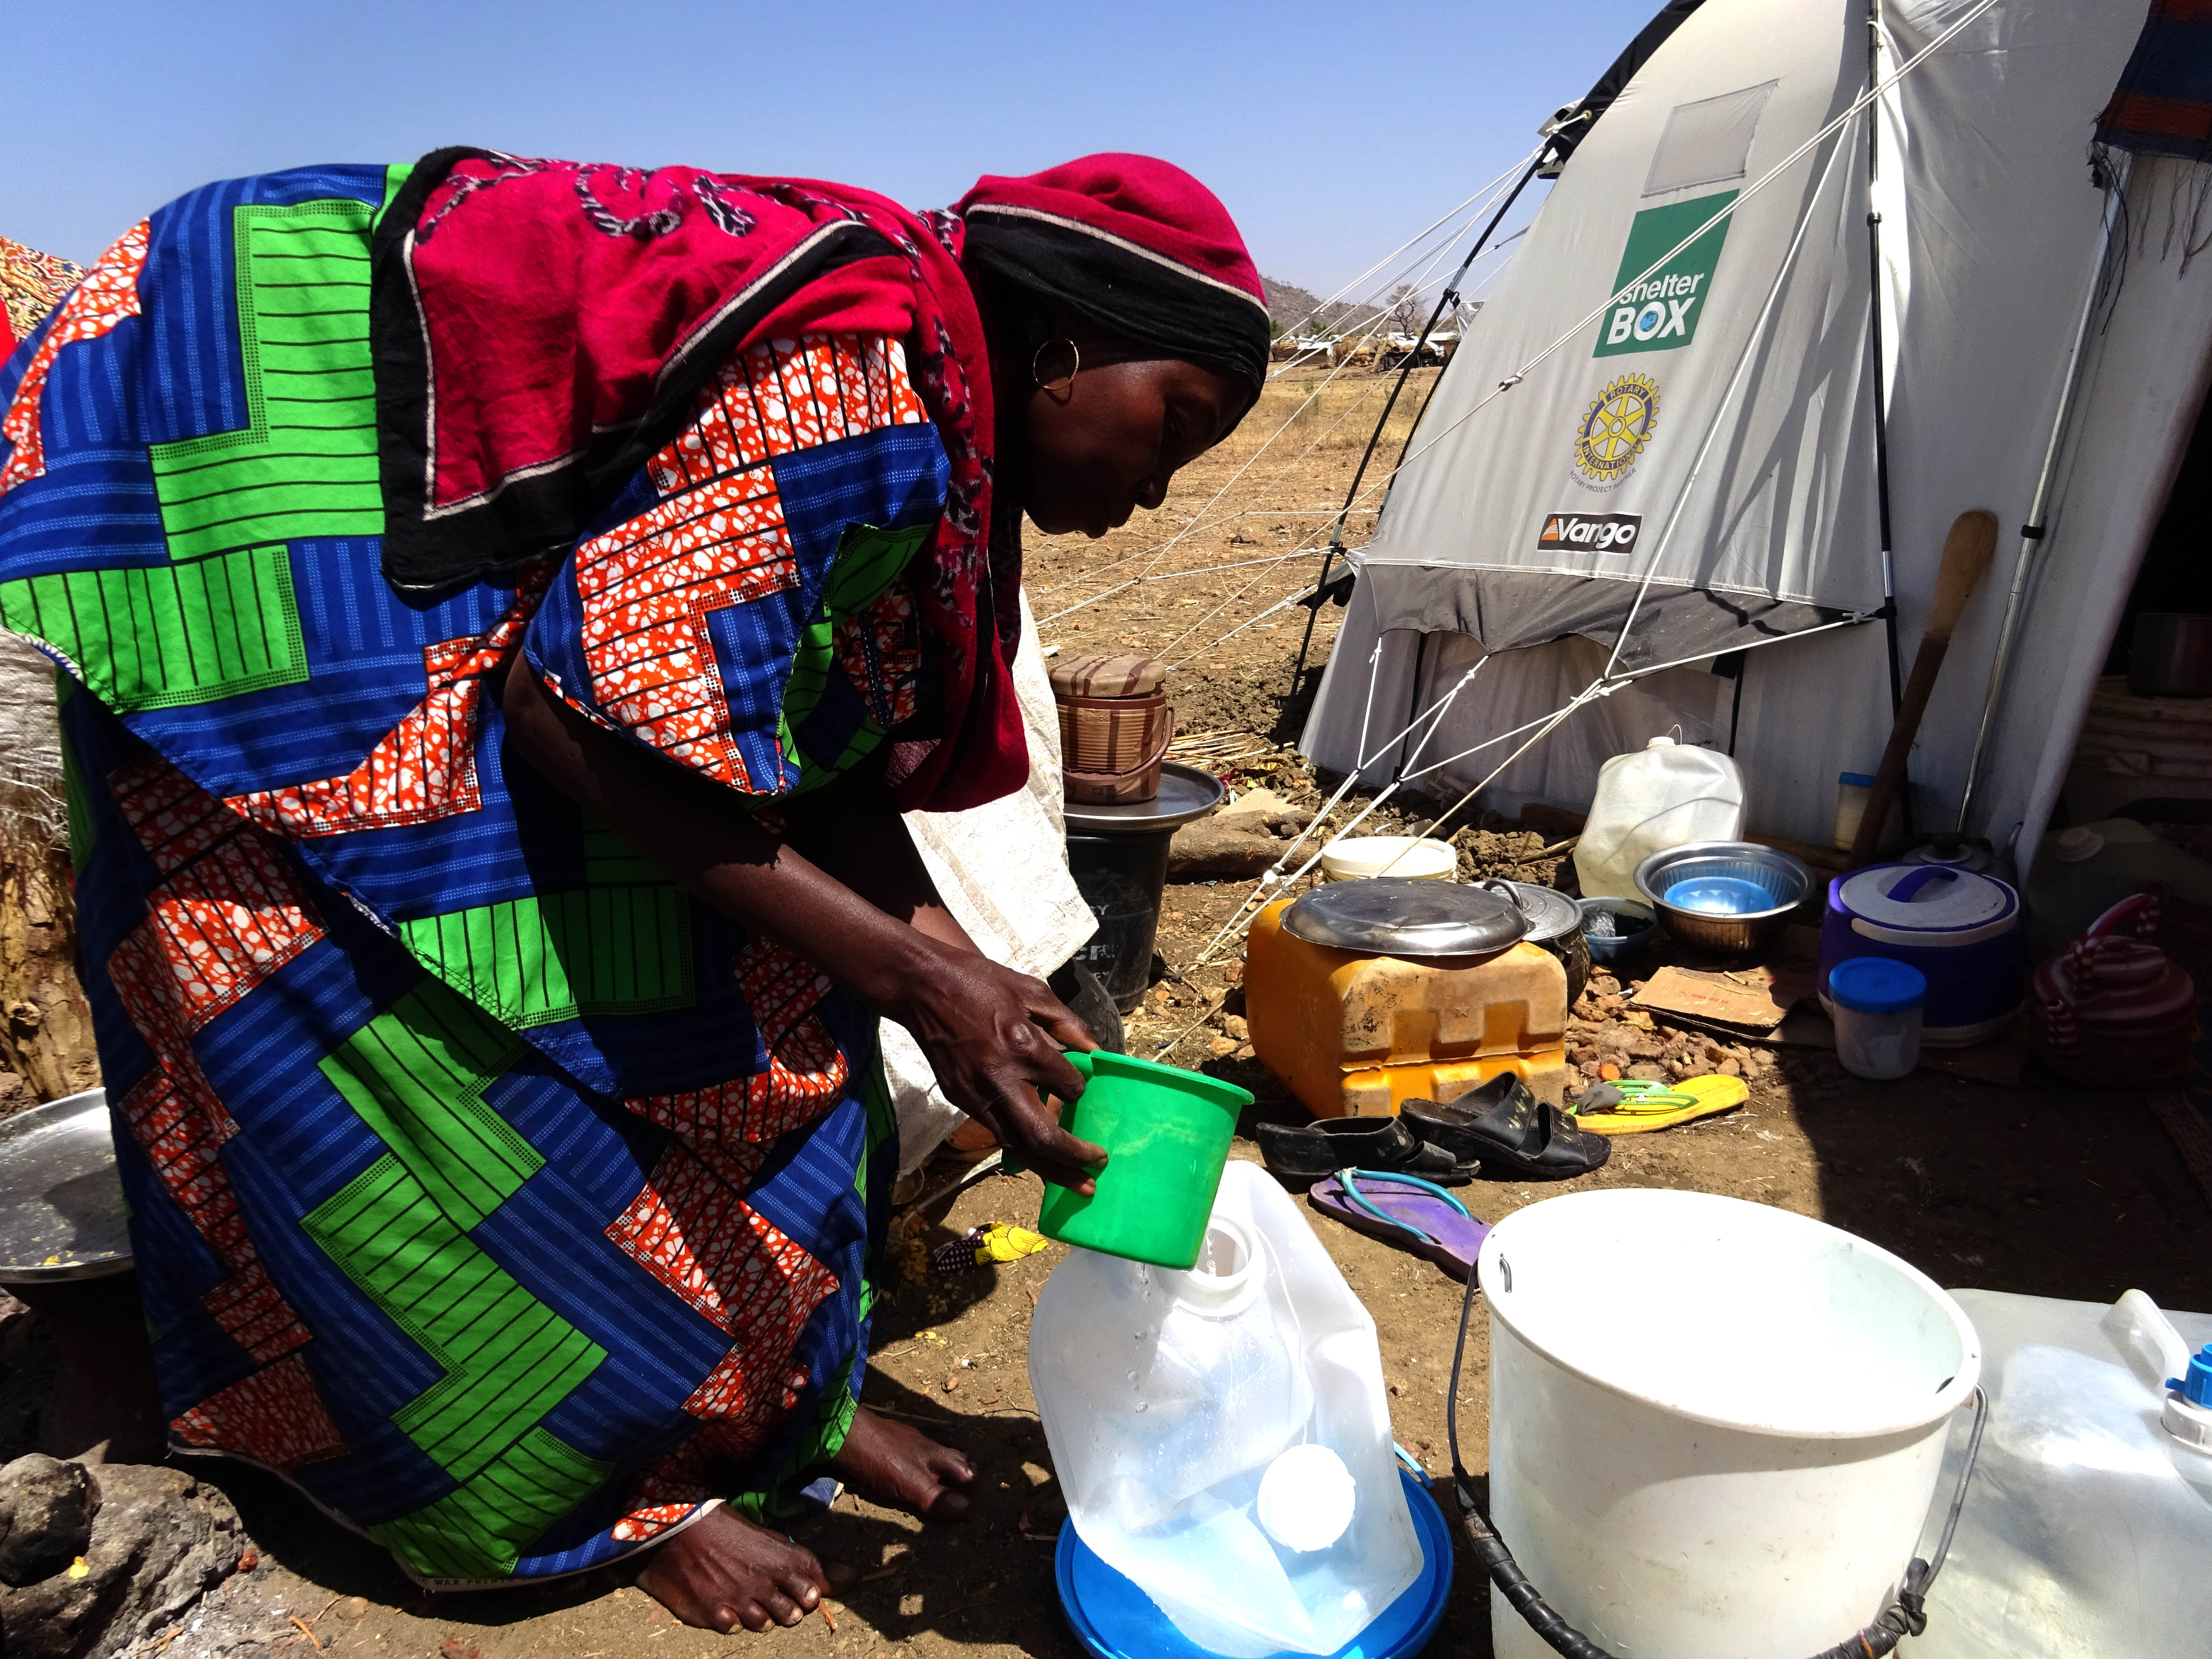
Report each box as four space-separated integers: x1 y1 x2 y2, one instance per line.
1572 734 1746 900
1029 1162 1422 1655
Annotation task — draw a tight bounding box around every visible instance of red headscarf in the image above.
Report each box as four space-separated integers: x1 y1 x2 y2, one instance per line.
957 155 1272 393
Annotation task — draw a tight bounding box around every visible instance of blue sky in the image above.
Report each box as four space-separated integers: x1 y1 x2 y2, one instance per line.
8 1 1659 295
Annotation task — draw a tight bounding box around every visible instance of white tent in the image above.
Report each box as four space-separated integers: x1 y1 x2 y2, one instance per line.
1302 0 2212 870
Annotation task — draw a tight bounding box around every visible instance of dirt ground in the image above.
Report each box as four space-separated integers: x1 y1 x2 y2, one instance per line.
7 363 2212 1658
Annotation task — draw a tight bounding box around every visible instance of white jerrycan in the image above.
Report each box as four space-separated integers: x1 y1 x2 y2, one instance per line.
1572 734 1746 900
1029 1162 1422 1656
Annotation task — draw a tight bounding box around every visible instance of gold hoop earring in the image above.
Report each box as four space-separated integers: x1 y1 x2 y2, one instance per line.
1033 338 1080 396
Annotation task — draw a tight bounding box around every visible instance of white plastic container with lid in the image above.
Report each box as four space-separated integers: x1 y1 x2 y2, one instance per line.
1832 769 1904 852
1828 956 1925 1079
1572 735 1746 901
1028 1161 1421 1657
1316 834 1457 882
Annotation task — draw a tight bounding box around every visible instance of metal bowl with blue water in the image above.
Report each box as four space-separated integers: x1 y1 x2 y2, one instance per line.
1633 841 1813 958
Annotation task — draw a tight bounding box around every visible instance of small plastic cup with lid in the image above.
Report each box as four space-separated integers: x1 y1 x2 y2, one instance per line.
1828 957 1928 1080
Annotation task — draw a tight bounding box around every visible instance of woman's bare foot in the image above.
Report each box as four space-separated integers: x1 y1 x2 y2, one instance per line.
635 1505 856 1632
832 1406 975 1520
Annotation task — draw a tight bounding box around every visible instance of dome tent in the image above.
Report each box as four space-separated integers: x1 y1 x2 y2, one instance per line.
1299 0 2212 870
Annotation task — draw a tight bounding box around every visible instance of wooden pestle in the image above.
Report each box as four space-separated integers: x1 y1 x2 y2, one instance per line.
1847 509 1999 867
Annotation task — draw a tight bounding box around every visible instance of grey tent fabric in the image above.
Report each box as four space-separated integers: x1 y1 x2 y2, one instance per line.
1305 0 2208 861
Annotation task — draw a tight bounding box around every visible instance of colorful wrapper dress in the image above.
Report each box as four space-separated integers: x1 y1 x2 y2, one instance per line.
0 159 1007 1587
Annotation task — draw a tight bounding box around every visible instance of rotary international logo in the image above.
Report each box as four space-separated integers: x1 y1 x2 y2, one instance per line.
1572 371 1660 489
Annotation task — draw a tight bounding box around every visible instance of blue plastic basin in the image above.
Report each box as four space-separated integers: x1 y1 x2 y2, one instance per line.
1664 875 1775 916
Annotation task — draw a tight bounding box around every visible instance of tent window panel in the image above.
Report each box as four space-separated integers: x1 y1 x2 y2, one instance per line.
1644 81 1778 197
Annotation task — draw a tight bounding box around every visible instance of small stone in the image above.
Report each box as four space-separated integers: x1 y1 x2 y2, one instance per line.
1222 1014 1249 1042
1209 1036 1237 1057
338 1596 370 1620
1224 961 1245 987
1168 818 1280 878
1598 1062 1622 1081
0 1455 99 1587
1718 1058 1743 1078
1569 1045 1599 1066
1627 1062 1668 1082
1235 1043 1256 1061
0 1463 243 1657
1214 787 1310 837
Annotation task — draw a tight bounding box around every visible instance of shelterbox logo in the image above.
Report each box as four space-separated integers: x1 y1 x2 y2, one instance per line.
1593 189 1736 358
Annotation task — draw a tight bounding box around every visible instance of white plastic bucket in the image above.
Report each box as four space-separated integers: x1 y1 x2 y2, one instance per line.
1317 835 1457 882
1477 1189 1980 1659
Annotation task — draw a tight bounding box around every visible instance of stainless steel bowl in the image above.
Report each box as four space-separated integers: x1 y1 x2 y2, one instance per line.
1632 841 1813 958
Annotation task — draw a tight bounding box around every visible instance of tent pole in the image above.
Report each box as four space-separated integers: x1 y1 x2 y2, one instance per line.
1863 0 1907 732
1288 151 1554 697
1954 155 2131 837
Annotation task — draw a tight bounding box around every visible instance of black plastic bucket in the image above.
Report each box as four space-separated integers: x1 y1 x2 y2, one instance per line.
1066 829 1174 1013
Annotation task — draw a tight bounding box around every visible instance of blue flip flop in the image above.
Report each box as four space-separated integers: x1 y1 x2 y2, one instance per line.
1307 1168 1491 1280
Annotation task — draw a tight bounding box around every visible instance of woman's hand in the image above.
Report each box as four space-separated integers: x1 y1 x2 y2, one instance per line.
886 940 1107 1193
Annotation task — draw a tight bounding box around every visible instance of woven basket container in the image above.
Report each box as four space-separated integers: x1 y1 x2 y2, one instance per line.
1059 692 1172 775
1052 654 1173 803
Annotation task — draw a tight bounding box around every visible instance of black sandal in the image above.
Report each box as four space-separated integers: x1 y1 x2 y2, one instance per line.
1401 1075 1610 1181
1253 1115 1480 1191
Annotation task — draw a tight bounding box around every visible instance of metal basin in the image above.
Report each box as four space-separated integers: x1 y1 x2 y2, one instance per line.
0 1089 131 1284
1633 842 1812 958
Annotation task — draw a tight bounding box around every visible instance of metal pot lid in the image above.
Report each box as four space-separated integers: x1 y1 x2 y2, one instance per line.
1282 877 1529 957
1495 880 1581 944
0 1088 132 1284
1063 761 1227 833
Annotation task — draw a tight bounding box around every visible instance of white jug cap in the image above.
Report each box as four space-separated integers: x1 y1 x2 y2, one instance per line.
1255 1443 1356 1552
1645 735 1678 748
2054 826 2105 863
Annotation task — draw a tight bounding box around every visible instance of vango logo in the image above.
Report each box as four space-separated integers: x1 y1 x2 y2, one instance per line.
1538 511 1642 553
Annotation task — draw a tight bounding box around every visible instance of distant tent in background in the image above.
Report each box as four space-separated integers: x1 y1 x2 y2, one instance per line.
1301 0 2212 879
0 234 82 357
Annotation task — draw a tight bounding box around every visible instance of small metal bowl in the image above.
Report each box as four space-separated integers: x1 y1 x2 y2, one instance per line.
1633 841 1812 958
1576 896 1658 966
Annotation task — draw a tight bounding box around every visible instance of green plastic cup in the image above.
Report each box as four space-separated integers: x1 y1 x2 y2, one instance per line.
1035 1050 1254 1269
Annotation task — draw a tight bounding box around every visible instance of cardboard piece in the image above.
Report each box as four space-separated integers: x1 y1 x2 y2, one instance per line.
1631 961 1814 1035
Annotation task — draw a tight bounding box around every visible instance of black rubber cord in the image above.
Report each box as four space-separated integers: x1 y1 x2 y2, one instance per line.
1441 1243 1986 1659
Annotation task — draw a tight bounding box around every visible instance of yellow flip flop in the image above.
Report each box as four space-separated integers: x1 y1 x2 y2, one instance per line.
1570 1074 1748 1135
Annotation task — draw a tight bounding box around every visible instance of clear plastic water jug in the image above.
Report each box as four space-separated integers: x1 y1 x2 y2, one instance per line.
1028 1161 1422 1656
1572 735 1746 901
1910 1288 2212 1657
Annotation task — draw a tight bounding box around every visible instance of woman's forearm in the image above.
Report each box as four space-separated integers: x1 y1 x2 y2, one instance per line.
499 654 941 1014
501 651 1104 1186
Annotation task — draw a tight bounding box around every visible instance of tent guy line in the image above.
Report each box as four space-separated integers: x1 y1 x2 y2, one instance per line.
1599 113 1854 677
1034 148 1546 627
1181 0 2006 676
1354 0 2005 515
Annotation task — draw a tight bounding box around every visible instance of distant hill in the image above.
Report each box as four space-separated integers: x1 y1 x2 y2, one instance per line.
1262 275 1444 341
1262 276 1379 339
